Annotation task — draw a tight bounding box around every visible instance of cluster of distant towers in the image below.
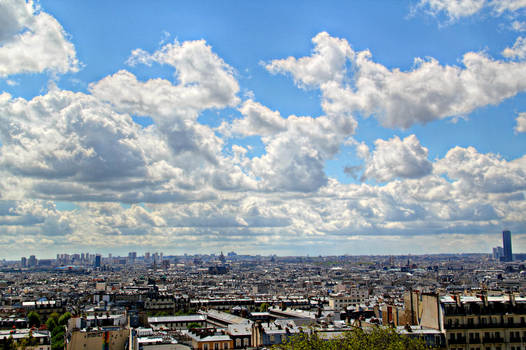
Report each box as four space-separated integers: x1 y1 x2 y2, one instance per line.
493 230 513 262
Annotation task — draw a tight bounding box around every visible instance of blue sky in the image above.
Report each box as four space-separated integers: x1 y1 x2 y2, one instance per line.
0 0 525 259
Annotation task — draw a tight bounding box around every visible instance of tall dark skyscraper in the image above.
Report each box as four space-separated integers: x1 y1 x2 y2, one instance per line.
503 230 513 262
94 254 102 268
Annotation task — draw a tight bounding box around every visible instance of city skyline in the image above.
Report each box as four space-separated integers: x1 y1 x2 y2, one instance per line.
0 1 525 258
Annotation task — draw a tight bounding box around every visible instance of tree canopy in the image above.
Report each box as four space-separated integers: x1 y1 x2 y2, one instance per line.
259 302 269 312
26 311 41 328
187 322 201 330
273 327 429 350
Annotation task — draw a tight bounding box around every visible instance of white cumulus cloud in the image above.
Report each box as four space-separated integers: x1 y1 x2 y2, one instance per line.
268 32 526 129
266 32 353 87
435 146 526 193
414 0 526 19
126 38 240 110
361 135 433 182
325 50 526 128
416 0 486 20
0 88 234 202
219 99 287 137
250 113 356 192
0 0 79 77
219 99 357 192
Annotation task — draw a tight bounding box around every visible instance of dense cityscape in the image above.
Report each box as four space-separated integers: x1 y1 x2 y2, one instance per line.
0 231 525 349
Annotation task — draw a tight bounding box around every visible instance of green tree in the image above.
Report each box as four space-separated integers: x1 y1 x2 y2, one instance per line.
176 308 196 316
1 335 17 350
51 325 64 337
259 303 269 312
46 315 59 331
27 311 41 328
187 322 201 330
273 327 430 350
58 312 72 326
50 312 70 350
47 312 60 324
51 338 64 350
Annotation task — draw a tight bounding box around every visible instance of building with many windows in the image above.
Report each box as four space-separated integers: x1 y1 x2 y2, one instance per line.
407 291 526 350
328 288 369 311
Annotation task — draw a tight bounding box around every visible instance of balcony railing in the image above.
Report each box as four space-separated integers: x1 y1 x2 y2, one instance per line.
448 337 466 344
481 336 505 344
445 322 526 329
510 336 522 343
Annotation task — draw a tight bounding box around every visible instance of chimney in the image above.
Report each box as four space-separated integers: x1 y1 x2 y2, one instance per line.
455 294 462 308
482 291 488 307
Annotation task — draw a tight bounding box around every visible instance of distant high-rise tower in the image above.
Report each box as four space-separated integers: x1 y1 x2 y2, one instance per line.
28 255 37 267
503 230 513 262
94 254 102 268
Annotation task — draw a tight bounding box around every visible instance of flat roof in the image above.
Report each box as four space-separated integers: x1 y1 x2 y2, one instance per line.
441 294 526 304
148 315 206 323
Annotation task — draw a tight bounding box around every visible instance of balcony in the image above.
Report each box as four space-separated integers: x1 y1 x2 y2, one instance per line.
448 337 466 344
482 336 504 344
445 321 526 329
510 336 522 343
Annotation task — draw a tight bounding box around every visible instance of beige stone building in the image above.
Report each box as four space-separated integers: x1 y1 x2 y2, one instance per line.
442 294 526 350
406 291 526 350
328 288 368 311
66 328 129 350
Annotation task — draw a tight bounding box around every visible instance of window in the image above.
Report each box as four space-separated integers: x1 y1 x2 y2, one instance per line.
203 344 208 350
243 338 249 346
223 344 228 350
236 339 241 347
214 343 219 350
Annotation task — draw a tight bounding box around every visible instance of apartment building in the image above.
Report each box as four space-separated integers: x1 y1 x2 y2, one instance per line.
328 288 368 311
443 294 526 350
405 291 526 350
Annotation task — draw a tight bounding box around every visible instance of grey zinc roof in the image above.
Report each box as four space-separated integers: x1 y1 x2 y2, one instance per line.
148 315 206 323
